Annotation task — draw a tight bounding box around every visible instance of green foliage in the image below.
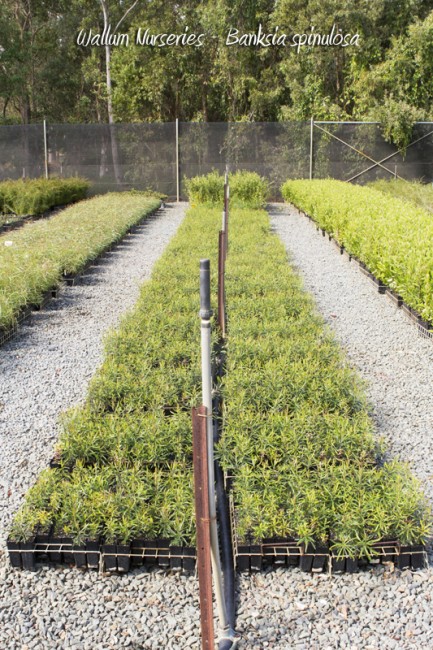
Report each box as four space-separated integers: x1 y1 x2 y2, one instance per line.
0 193 160 330
282 179 433 323
185 171 269 208
1 0 432 131
0 177 89 216
217 206 430 558
12 200 430 558
353 11 433 147
369 178 433 214
11 203 222 546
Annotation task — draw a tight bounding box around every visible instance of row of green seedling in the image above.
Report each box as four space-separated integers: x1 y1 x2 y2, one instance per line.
216 206 430 567
0 192 160 333
0 177 89 216
309 213 432 338
282 179 433 326
7 205 224 568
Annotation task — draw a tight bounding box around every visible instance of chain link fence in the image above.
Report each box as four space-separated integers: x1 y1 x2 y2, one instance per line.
0 121 432 200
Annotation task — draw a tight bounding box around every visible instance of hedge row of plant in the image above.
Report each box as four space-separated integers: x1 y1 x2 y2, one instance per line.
217 206 430 559
368 178 433 214
9 205 222 547
185 170 269 208
0 177 89 216
0 193 160 331
282 179 433 323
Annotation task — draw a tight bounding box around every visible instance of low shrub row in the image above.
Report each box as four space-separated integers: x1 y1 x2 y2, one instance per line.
368 178 433 214
0 193 160 331
185 170 269 208
282 179 433 323
9 205 222 549
0 177 89 215
217 207 430 559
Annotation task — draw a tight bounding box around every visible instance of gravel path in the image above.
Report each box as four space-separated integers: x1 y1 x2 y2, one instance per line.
2 201 433 649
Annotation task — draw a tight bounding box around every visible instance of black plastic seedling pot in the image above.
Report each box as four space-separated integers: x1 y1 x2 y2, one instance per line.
409 545 425 570
311 546 328 573
331 556 346 573
157 539 171 569
21 539 36 571
116 544 131 573
47 536 62 564
345 557 359 573
131 538 146 567
102 544 117 572
182 547 196 572
250 545 262 571
169 545 183 571
73 544 87 569
385 288 403 308
236 546 251 571
7 540 22 569
86 539 100 569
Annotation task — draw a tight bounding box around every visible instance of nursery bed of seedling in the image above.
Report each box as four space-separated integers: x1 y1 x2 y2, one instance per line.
0 177 89 216
0 193 161 344
0 216 159 348
7 172 431 578
368 178 433 214
282 180 433 338
6 202 224 572
229 493 425 573
298 209 433 341
0 203 74 235
8 538 196 573
216 203 430 570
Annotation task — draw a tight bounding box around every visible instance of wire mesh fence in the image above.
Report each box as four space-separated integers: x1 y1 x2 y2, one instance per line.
0 121 432 199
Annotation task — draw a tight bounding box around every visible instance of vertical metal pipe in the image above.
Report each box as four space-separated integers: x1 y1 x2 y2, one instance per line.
218 232 226 337
192 405 215 650
176 118 180 202
309 117 314 181
43 119 49 179
199 260 229 639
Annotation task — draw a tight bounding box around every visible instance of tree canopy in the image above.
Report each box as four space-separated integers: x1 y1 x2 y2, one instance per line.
0 0 432 145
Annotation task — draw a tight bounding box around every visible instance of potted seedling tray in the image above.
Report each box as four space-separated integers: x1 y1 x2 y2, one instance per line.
233 535 426 574
7 535 197 574
0 202 161 350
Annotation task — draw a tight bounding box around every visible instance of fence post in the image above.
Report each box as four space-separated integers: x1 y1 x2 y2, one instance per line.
309 117 314 180
192 405 215 650
43 119 49 179
176 118 180 202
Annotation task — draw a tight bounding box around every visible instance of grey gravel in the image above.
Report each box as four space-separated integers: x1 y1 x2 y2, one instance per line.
2 201 433 649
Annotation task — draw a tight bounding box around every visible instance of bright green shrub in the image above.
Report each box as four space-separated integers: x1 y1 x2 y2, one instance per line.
185 170 269 208
0 177 89 215
0 193 160 330
282 179 433 322
368 178 433 214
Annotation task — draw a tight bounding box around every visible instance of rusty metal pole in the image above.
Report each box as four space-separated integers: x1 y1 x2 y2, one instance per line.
309 117 314 181
192 406 215 650
199 260 230 642
218 232 226 337
224 172 229 258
